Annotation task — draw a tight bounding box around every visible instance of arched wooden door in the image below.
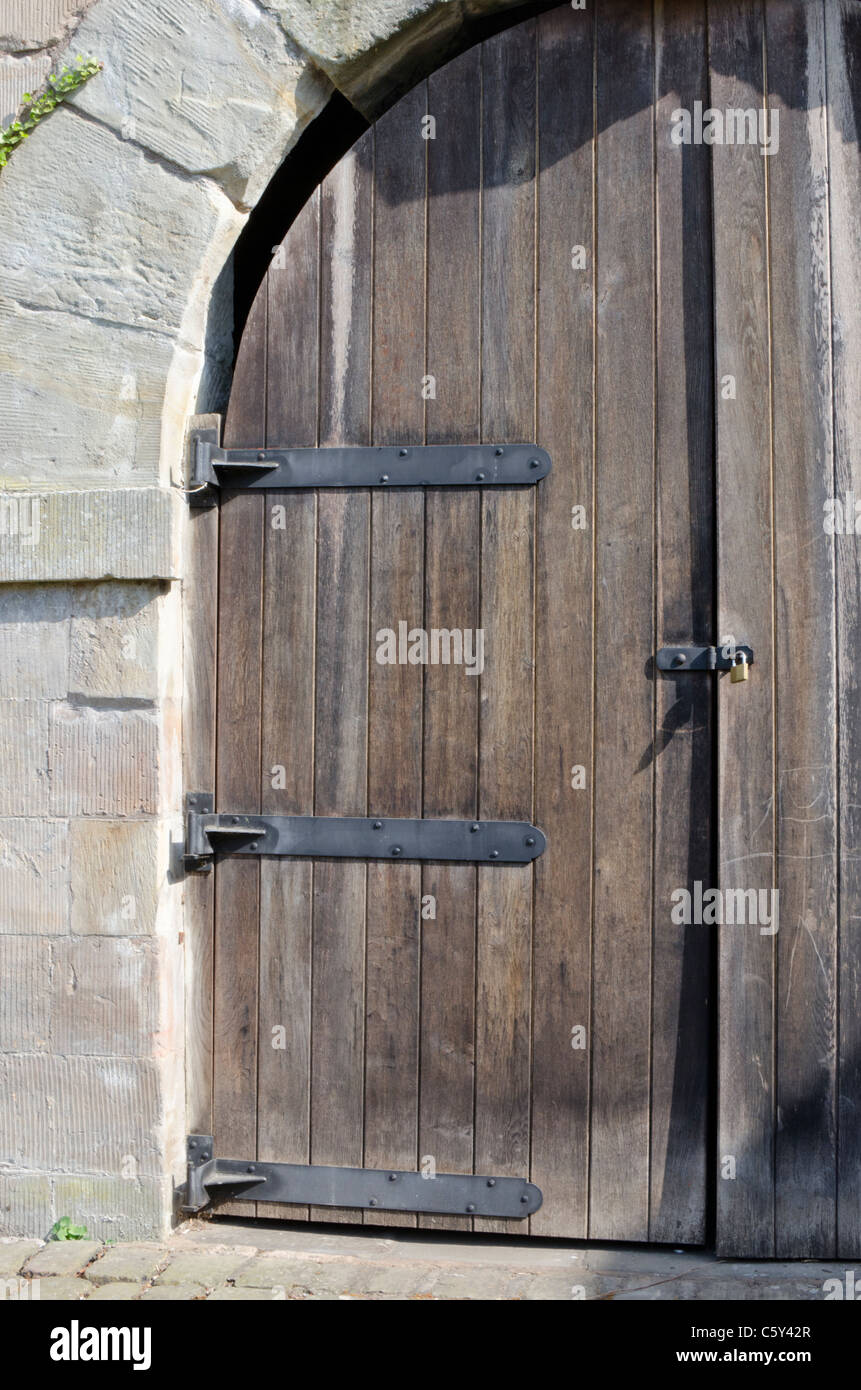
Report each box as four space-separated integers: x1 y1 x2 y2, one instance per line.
207 0 711 1245
191 0 861 1254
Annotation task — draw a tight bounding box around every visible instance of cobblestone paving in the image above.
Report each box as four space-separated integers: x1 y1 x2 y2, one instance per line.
0 1222 852 1301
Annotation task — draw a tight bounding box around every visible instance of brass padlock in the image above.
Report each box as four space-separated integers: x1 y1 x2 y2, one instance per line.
730 651 749 683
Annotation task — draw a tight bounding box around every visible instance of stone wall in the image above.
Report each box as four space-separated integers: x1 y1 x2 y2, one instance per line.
0 2 93 124
0 0 530 1240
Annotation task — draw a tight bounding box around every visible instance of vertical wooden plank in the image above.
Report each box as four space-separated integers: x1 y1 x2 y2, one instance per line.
530 1 594 1239
650 0 713 1245
474 19 536 1235
420 44 481 1233
827 0 861 1259
364 88 426 1227
183 416 220 1139
589 0 655 1243
257 192 320 1221
766 0 837 1259
310 139 373 1223
710 0 776 1258
213 287 266 1208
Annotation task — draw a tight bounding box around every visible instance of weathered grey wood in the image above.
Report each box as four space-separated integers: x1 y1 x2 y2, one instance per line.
183 415 220 1139
530 1 594 1239
364 87 426 1228
208 0 749 1246
214 288 267 1213
710 0 776 1258
419 43 481 1234
309 139 373 1223
474 19 536 1236
766 0 837 1259
826 0 861 1260
589 0 655 1243
257 192 321 1221
649 0 713 1245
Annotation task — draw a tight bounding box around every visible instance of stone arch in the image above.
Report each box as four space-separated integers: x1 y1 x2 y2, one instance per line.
0 0 543 497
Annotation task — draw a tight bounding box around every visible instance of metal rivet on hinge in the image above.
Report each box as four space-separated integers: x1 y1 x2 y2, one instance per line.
489 850 499 859
671 653 687 668
487 1179 496 1187
525 837 535 847
466 1204 476 1213
399 449 408 457
380 474 389 483
475 472 486 481
529 458 540 468
373 821 383 830
471 823 480 833
392 846 402 857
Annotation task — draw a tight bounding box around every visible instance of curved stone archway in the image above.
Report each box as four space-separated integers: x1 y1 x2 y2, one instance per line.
0 0 545 1240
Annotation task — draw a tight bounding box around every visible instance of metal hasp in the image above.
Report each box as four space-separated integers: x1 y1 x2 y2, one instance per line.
183 1136 543 1218
184 794 546 872
187 428 551 504
657 644 755 672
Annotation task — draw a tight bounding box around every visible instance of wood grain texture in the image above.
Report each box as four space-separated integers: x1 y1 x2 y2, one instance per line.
650 0 713 1246
364 86 426 1227
309 138 373 1222
530 0 594 1239
419 45 481 1233
257 192 320 1220
710 0 776 1258
214 288 267 1212
474 19 536 1236
766 0 837 1259
589 0 655 1243
826 0 861 1259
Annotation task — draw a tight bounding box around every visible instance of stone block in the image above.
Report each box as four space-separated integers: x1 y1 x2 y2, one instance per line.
0 1239 43 1276
70 819 158 935
49 705 159 816
86 1281 144 1300
0 53 51 126
0 700 49 814
52 937 159 1056
139 1282 202 1300
0 1176 52 1238
0 1055 162 1177
52 1177 169 1242
0 1 90 52
24 1239 102 1276
70 583 159 702
0 818 69 934
0 585 70 698
269 0 465 115
67 0 333 206
0 936 51 1051
85 1241 166 1285
2 108 243 337
0 490 178 581
23 1275 90 1299
156 1250 254 1288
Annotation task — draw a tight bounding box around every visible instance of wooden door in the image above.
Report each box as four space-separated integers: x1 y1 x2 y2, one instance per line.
197 0 861 1252
203 0 714 1245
